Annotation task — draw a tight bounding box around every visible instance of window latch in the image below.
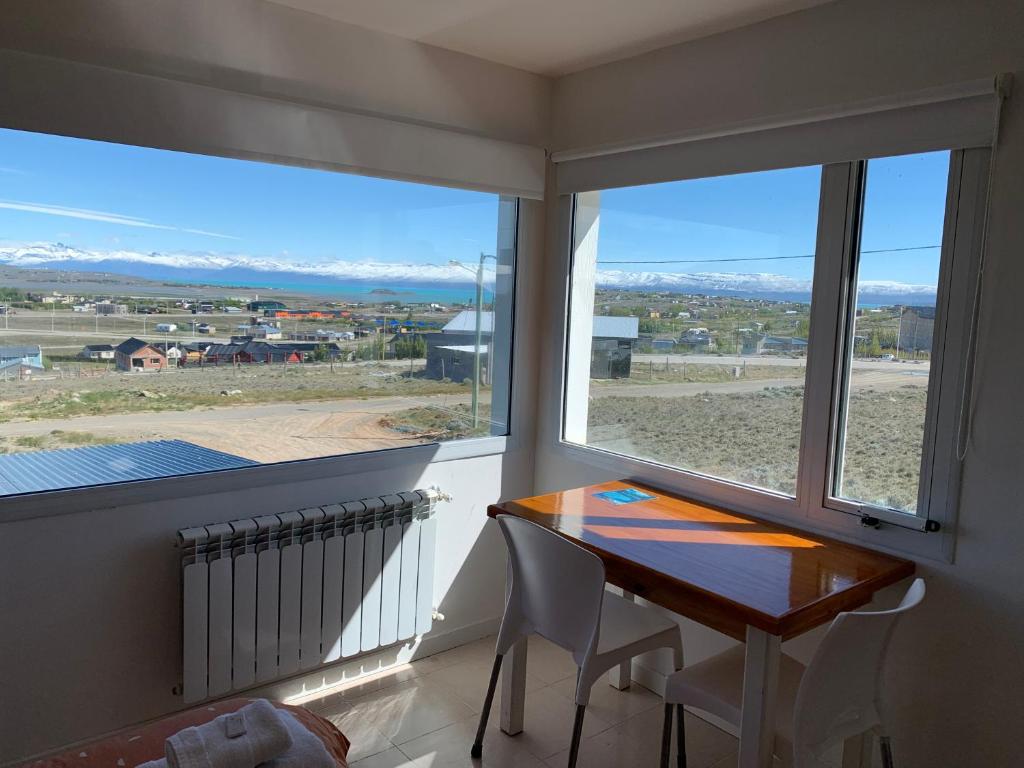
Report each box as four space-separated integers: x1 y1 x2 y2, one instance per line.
859 513 881 529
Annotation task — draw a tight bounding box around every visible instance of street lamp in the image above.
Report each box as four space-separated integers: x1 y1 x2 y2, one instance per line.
449 253 495 429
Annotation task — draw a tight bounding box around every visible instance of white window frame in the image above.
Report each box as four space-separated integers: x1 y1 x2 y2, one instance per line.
553 148 991 562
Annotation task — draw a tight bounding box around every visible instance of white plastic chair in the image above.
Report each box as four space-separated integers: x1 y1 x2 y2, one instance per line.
661 578 926 768
472 514 684 767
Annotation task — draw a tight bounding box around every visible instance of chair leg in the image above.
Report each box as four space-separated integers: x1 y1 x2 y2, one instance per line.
470 654 503 759
676 703 687 768
879 735 895 768
566 704 586 768
660 704 673 768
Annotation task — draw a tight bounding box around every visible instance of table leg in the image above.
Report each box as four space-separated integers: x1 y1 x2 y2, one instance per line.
608 589 634 689
738 626 781 768
500 637 528 735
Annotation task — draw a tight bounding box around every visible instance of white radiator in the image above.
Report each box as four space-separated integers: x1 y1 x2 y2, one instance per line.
177 489 439 704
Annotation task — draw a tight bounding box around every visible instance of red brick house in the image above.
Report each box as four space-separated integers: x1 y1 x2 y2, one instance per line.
114 337 167 372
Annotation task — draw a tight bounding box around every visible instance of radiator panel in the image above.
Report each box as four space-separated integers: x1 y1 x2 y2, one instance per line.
179 490 438 704
232 552 257 690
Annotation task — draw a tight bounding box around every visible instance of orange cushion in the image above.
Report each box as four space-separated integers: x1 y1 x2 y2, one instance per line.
21 698 350 768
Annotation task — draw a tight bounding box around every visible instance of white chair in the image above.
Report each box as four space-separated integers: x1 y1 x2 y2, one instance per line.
472 514 684 768
661 578 926 768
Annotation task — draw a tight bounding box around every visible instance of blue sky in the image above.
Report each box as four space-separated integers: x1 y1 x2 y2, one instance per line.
0 127 499 266
597 150 950 287
0 126 948 287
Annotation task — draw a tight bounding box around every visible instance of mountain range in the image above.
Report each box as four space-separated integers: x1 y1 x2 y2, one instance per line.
0 242 937 305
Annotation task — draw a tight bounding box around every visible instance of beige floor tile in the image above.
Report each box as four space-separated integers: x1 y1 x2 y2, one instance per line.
321 703 396 763
398 717 548 768
342 676 478 747
543 720 650 768
503 684 613 760
613 708 738 768
550 674 662 728
424 656 548 713
524 636 580 685
350 746 416 768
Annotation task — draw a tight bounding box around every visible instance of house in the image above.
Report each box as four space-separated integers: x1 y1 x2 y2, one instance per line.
95 302 128 315
422 332 488 382
78 344 115 360
900 306 935 353
0 345 44 369
246 299 287 312
677 327 715 351
590 316 640 379
428 313 639 380
114 338 167 371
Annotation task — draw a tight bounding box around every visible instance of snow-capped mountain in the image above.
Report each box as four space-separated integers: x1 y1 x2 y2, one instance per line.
0 242 937 303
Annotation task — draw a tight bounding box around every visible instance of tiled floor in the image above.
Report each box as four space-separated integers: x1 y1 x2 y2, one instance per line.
276 635 742 768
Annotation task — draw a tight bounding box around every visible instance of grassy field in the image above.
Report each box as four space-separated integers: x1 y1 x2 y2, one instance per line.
0 430 120 454
580 385 926 511
0 362 475 423
380 403 493 440
595 362 805 387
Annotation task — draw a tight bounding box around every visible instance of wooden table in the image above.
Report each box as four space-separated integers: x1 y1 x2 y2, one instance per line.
488 480 915 768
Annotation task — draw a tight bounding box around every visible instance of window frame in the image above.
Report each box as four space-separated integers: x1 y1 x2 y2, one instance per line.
553 148 991 562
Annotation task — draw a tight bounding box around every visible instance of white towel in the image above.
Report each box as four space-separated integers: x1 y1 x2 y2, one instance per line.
164 699 292 768
260 711 335 768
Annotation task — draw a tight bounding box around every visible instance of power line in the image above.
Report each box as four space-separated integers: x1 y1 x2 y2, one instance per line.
595 244 941 266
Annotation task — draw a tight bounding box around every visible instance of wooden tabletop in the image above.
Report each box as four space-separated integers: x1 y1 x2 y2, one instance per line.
488 480 915 641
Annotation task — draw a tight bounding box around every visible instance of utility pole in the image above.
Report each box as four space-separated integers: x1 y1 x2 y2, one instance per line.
472 254 485 428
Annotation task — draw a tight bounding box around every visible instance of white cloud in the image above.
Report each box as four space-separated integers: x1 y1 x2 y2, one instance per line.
0 199 240 240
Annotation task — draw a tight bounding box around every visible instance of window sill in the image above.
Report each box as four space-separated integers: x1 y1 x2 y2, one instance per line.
0 435 510 524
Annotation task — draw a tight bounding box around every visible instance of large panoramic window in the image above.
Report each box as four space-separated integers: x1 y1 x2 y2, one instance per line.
0 127 516 496
563 147 986 535
563 166 823 496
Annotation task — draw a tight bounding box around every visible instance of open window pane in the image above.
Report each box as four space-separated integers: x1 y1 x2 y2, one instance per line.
832 151 951 514
0 127 515 496
564 165 822 496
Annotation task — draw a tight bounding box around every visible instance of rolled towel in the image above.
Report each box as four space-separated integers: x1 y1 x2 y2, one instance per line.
261 710 335 768
165 699 292 768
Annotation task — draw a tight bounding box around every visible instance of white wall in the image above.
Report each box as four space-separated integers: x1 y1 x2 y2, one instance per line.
0 2 549 762
537 1 1024 766
0 0 551 147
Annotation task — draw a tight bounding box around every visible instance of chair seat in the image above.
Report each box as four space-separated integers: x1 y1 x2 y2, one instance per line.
594 591 680 661
664 644 806 760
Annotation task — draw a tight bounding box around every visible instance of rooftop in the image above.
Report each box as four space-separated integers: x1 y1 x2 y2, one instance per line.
0 440 258 495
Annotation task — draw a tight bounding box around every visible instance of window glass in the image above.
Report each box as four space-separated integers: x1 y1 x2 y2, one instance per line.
564 166 822 495
0 127 515 495
832 151 950 513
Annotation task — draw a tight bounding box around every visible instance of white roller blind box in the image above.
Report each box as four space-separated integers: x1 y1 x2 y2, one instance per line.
0 49 546 199
555 78 1004 194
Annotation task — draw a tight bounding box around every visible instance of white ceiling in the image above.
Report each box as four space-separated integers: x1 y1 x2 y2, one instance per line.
268 0 835 76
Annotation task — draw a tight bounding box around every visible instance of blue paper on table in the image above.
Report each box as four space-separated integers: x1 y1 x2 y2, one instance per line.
593 488 656 505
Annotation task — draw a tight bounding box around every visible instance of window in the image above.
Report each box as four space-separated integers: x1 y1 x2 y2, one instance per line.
562 148 988 540
563 166 822 496
831 152 950 514
0 127 517 496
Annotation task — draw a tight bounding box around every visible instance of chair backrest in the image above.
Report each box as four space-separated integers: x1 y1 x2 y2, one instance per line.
494 514 606 665
793 578 926 760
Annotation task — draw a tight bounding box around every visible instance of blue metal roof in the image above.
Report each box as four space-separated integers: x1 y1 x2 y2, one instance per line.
0 440 257 496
